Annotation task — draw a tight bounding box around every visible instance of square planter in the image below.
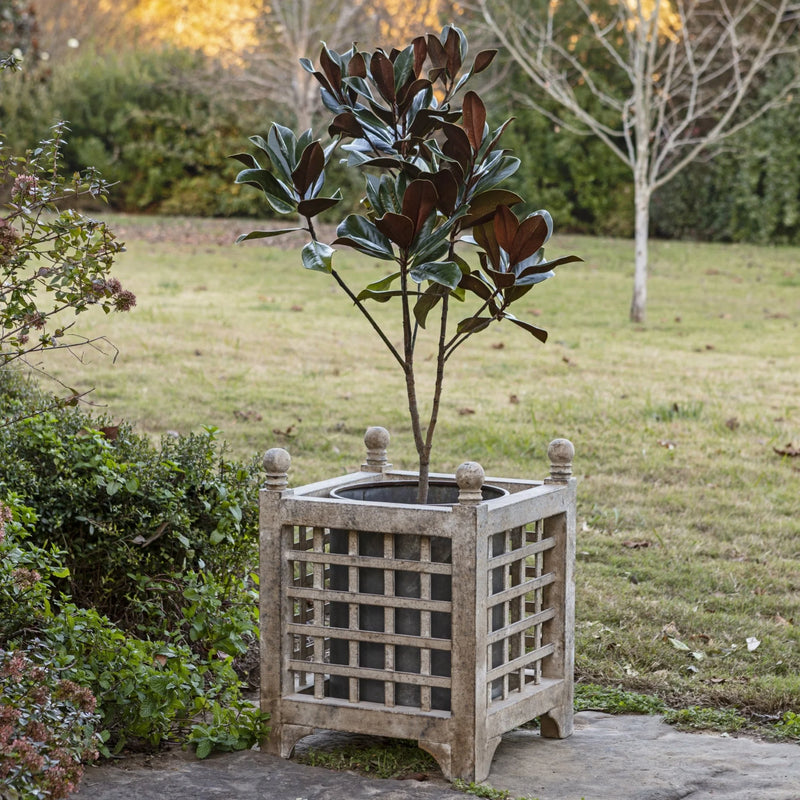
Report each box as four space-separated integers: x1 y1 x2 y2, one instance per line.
259 428 576 783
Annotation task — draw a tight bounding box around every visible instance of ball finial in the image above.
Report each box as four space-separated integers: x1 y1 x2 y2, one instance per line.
362 426 391 472
263 447 291 490
546 438 574 484
456 461 485 504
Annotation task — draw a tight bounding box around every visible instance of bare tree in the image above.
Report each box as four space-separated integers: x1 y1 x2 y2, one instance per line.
477 0 800 322
234 0 377 131
29 0 143 62
232 0 457 131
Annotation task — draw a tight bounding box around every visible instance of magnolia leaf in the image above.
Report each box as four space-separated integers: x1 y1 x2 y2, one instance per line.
427 33 448 71
374 212 415 249
397 77 432 110
429 169 460 215
503 312 549 343
333 214 395 260
319 43 343 91
503 280 539 306
266 124 297 183
370 50 396 102
463 91 487 151
235 168 296 214
443 24 464 76
485 265 516 289
356 288 405 303
472 155 521 195
235 228 303 243
228 152 260 169
262 193 298 216
410 231 450 266
348 50 367 78
413 284 447 328
493 205 519 254
301 241 334 273
329 111 364 138
471 220 501 270
409 261 462 290
472 49 497 75
457 316 492 335
461 189 524 228
412 35 427 75
292 141 325 197
392 44 415 93
402 179 438 238
509 213 550 266
441 123 472 168
297 196 341 218
364 271 401 292
459 271 495 302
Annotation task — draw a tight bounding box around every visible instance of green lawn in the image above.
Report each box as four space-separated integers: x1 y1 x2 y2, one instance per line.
33 214 800 721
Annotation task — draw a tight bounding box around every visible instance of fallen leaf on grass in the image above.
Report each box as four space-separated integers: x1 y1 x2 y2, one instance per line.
458 407 475 415
622 540 652 549
492 342 505 349
746 636 761 652
272 424 296 438
725 417 740 430
774 443 800 457
291 304 304 312
509 394 519 404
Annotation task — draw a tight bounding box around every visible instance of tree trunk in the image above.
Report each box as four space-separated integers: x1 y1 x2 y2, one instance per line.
630 181 651 324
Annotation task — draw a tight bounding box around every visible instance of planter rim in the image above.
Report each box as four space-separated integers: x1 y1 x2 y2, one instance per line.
330 478 509 506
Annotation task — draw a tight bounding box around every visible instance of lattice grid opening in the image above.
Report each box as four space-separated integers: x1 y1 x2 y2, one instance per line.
285 524 454 713
486 517 559 705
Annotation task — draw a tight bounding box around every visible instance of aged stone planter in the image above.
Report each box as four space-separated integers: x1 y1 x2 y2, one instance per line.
259 427 576 782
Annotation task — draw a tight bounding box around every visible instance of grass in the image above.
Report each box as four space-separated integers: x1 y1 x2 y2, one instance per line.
29 214 800 727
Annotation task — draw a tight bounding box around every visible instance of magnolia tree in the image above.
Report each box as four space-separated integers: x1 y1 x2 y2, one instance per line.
235 25 580 501
1 54 133 404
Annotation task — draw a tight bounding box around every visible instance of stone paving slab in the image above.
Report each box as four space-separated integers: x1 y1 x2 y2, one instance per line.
73 711 800 800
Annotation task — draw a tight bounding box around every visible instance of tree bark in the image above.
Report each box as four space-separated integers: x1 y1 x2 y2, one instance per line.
630 182 650 323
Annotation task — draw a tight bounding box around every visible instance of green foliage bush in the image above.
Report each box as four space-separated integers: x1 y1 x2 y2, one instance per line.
42 603 266 753
0 493 268 764
0 368 262 630
0 371 269 779
0 47 260 217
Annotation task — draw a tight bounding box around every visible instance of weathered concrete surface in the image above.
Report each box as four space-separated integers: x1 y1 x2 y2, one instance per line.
74 711 800 800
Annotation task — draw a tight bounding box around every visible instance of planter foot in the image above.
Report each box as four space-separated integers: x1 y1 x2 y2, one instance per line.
419 735 501 783
540 706 574 739
418 740 453 781
265 723 315 758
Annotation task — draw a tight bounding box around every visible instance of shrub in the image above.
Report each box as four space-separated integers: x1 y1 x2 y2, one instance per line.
0 87 131 374
0 493 267 762
0 647 101 800
42 604 266 753
0 367 262 631
0 47 261 216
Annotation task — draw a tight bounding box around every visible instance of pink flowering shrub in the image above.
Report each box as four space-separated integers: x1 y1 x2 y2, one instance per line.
1 55 133 380
0 497 66 644
0 648 101 800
